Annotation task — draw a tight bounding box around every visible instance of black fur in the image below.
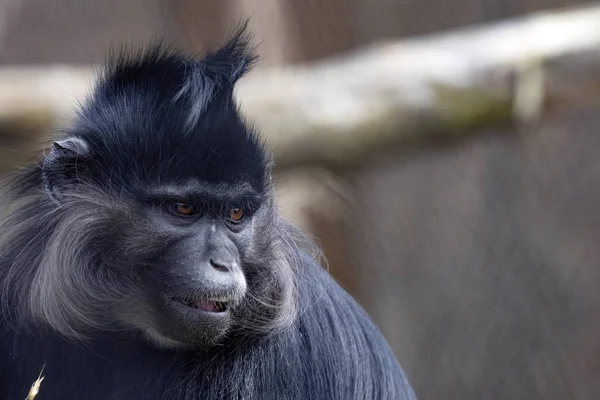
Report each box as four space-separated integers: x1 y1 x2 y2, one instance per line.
0 26 416 400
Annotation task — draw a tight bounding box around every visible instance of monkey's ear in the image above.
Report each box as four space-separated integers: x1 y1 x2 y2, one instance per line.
42 137 90 204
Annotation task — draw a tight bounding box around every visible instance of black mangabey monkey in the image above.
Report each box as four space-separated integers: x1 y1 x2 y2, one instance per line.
0 27 416 400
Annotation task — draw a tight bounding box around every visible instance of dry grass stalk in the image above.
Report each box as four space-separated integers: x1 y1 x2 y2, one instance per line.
24 364 45 400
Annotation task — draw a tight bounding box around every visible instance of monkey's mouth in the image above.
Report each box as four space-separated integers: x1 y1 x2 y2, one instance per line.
171 297 228 313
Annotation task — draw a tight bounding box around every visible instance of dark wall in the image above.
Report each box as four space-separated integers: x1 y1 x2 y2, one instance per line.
330 105 600 399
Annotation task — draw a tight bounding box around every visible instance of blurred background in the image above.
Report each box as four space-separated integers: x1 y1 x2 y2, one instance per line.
1 1 600 399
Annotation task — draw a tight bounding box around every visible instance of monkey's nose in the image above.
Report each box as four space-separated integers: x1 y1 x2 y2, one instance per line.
209 259 231 273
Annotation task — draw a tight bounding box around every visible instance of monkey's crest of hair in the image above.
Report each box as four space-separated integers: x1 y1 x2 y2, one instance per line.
0 25 313 344
102 25 258 132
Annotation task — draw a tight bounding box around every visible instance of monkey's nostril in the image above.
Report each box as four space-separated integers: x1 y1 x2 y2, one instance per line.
209 259 230 272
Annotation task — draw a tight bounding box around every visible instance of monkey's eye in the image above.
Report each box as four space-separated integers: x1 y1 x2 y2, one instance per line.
170 202 196 216
228 207 244 222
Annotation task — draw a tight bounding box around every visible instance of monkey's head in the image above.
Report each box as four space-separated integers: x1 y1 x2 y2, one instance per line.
0 29 300 350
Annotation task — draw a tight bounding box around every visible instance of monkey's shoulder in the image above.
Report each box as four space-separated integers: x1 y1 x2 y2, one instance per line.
283 258 417 399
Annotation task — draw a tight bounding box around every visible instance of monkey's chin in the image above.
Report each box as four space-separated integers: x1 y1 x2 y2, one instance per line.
144 297 234 350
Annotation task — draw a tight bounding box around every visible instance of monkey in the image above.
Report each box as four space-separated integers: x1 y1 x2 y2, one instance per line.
0 26 417 400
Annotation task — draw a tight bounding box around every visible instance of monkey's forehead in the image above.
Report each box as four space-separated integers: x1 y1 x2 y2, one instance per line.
69 106 268 191
68 84 268 193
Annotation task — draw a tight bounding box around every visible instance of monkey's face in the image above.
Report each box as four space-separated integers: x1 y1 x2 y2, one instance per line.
111 180 270 349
